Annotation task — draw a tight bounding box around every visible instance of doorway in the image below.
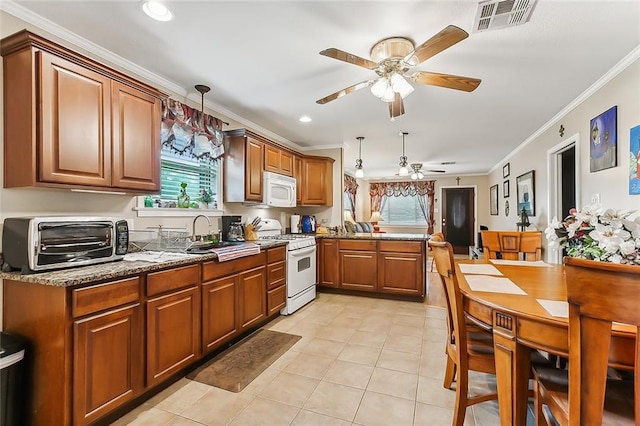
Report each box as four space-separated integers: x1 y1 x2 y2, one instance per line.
547 133 580 263
442 187 475 254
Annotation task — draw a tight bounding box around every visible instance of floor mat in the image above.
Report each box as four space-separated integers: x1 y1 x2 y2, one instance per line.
186 329 301 392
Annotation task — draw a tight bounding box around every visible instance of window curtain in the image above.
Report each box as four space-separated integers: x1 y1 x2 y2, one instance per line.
369 180 436 233
161 99 225 163
344 174 358 221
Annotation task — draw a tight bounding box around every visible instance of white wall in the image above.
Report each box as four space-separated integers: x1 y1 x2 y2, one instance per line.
485 55 640 258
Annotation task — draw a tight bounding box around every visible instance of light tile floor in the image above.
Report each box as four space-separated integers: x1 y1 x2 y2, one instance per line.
112 290 512 426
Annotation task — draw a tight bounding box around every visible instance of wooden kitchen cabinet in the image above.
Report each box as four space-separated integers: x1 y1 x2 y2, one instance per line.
319 238 339 287
146 265 201 387
339 240 377 292
224 129 265 202
202 275 238 354
294 155 303 204
264 144 294 177
238 266 267 331
267 246 287 315
301 156 334 206
1 30 164 193
378 241 425 296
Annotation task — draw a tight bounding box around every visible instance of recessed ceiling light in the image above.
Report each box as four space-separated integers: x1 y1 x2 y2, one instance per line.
141 1 173 22
299 116 312 123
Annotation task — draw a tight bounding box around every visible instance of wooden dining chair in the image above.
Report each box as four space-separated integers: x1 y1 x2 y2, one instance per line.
428 232 445 272
429 240 497 426
496 231 523 260
481 230 542 261
533 257 638 425
519 231 542 261
480 230 501 259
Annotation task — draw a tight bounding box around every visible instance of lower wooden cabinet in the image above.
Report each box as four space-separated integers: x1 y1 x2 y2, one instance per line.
378 252 423 296
319 239 339 287
146 286 201 387
339 250 377 292
238 266 267 331
202 275 238 354
73 304 143 426
267 246 287 315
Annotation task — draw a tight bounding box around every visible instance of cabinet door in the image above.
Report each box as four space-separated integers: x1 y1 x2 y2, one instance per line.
246 138 264 201
73 304 143 426
264 145 281 174
294 156 303 204
111 81 161 191
238 266 266 331
146 286 200 386
280 150 294 176
378 253 424 296
319 239 339 287
202 275 238 354
39 51 112 187
302 158 333 206
340 250 377 292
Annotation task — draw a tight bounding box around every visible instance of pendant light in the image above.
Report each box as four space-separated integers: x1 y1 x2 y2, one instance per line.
355 136 364 178
398 132 409 176
195 84 210 126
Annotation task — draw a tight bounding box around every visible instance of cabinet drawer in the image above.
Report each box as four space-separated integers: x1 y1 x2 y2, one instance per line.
339 240 376 251
267 285 286 316
267 260 286 290
72 277 141 318
202 251 267 281
267 246 286 263
379 240 423 254
147 264 200 297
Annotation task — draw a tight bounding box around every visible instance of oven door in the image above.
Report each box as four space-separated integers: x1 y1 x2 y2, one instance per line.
286 245 317 297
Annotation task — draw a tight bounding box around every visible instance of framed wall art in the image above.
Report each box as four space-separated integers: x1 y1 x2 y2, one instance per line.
503 180 510 198
590 105 617 172
503 163 510 178
630 124 640 195
490 184 498 215
516 171 535 216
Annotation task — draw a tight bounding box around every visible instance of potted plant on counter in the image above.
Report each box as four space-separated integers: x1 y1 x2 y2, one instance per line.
198 188 214 209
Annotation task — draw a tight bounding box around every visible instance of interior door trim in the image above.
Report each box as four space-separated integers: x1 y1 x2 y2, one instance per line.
440 185 478 247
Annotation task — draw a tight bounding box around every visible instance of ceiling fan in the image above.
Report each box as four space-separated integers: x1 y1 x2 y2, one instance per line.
316 25 481 119
410 163 445 179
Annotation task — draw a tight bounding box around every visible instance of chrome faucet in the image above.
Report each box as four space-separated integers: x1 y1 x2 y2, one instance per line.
192 214 211 241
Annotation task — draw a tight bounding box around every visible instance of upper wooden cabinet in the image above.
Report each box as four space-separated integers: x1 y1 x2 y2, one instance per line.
225 129 334 206
0 30 165 193
302 156 334 206
264 144 294 177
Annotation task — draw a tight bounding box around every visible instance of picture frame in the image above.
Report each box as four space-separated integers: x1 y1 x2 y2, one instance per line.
490 184 499 215
503 180 510 198
630 124 640 195
516 171 535 216
502 163 510 178
590 105 617 172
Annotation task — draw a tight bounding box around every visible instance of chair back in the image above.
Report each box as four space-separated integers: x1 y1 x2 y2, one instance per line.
428 240 468 367
481 230 542 261
564 257 640 425
429 232 445 242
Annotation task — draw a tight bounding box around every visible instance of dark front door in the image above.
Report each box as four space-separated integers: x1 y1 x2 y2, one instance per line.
442 188 475 254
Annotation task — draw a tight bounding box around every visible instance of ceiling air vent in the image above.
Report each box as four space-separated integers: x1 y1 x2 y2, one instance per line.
473 0 537 32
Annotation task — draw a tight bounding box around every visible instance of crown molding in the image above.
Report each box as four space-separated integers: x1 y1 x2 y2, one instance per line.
489 44 640 175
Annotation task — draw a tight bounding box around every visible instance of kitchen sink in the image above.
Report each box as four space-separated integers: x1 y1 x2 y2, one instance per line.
186 240 245 253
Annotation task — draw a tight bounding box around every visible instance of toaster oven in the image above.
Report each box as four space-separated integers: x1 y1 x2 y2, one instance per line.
1 217 128 273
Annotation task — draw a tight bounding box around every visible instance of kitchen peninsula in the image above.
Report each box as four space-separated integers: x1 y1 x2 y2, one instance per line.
0 243 287 426
316 233 429 301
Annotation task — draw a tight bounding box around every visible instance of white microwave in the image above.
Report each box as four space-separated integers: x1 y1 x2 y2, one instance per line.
263 171 296 207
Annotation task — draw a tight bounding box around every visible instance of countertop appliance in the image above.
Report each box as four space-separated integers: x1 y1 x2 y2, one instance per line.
1 216 128 273
290 214 301 234
254 219 317 315
301 215 316 233
263 171 296 208
221 215 242 242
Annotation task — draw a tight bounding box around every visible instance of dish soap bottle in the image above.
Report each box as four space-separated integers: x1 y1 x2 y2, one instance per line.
177 182 190 208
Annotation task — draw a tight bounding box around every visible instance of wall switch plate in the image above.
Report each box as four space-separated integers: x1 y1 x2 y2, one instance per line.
590 193 600 204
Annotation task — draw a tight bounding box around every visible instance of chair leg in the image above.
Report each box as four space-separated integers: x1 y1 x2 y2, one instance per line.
533 379 546 426
443 355 456 389
452 367 469 426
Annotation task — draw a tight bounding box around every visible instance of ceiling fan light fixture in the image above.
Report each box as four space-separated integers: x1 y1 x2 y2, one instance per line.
391 73 414 98
370 78 388 98
381 86 396 103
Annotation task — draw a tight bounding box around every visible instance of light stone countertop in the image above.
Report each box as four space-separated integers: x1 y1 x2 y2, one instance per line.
315 232 430 241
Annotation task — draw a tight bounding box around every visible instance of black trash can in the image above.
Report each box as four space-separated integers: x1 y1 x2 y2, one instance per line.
1 332 28 426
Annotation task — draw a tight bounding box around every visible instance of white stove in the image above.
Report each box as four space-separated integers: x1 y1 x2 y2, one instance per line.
254 219 317 315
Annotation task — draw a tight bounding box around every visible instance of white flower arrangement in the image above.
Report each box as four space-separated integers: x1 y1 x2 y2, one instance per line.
545 204 640 265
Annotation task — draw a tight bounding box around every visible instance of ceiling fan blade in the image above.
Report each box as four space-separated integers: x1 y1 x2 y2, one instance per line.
406 25 469 65
425 169 446 173
411 71 481 92
388 93 405 118
320 48 378 70
316 80 375 104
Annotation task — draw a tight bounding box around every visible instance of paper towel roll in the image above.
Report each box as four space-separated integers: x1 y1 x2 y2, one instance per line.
290 215 301 233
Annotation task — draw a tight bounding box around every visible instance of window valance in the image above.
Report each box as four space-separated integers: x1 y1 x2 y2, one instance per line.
161 99 225 163
369 181 435 197
344 174 359 195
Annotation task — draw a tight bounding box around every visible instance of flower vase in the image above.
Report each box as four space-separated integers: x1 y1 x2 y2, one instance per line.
177 188 190 208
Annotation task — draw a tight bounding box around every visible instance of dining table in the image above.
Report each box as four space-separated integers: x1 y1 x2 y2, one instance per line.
455 259 636 426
